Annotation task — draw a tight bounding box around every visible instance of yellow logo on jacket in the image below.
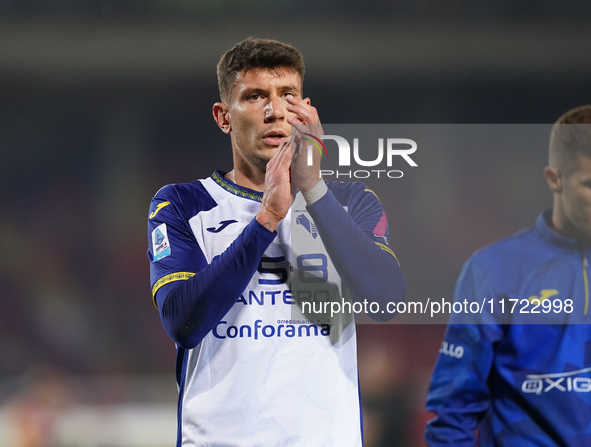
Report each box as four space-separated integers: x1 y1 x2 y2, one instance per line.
528 289 559 303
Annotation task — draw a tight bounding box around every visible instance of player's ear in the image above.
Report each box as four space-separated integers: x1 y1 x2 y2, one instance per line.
544 166 562 193
213 102 231 134
304 97 311 106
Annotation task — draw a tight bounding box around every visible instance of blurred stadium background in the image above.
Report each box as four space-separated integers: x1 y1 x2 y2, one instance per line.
1 1 591 445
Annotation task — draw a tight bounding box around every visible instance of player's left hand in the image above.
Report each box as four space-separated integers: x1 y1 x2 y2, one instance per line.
286 96 324 193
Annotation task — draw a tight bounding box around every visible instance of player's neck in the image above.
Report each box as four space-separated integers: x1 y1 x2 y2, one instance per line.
226 166 265 192
551 202 591 246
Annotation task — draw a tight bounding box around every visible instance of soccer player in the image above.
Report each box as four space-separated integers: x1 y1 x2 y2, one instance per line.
147 37 407 446
424 105 591 446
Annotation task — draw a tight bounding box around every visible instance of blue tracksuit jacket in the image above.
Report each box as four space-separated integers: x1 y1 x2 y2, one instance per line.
425 210 591 446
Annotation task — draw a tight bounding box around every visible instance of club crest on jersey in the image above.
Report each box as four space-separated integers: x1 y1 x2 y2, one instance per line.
296 214 318 239
152 223 171 261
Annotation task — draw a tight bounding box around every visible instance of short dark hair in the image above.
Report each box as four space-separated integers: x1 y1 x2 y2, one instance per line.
216 37 305 102
549 105 591 172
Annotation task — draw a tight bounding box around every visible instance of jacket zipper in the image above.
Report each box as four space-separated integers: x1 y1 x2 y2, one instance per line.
584 254 589 316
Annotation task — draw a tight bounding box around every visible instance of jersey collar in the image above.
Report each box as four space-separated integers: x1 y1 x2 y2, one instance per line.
535 209 584 251
211 170 263 203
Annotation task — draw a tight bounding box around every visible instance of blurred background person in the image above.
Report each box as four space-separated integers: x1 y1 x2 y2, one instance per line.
5 365 73 447
425 106 591 446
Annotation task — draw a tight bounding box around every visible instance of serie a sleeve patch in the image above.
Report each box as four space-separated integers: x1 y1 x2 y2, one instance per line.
152 223 172 262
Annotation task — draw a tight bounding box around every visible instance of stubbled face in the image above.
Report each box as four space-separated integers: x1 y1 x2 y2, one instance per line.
225 67 302 172
559 154 591 243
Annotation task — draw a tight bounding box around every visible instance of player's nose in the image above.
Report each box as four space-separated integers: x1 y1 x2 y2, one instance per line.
264 95 286 123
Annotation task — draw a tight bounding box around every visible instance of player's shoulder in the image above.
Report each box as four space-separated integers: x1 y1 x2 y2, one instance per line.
467 225 542 272
152 179 207 200
150 178 218 221
325 180 382 206
325 179 371 195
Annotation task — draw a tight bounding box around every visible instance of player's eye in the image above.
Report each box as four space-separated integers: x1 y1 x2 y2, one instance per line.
247 94 261 100
283 92 295 98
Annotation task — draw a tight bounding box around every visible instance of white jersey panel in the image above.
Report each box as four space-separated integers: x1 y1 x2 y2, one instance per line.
180 176 362 447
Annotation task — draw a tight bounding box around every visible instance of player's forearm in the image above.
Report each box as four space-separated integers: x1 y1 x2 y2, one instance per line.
306 189 407 320
158 219 276 349
425 386 488 446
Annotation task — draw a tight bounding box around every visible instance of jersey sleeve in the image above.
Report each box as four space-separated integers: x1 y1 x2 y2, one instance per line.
148 184 208 307
347 185 398 260
147 184 277 349
424 257 504 446
306 182 407 320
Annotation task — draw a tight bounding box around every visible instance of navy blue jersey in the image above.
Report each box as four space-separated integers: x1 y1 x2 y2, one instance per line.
425 210 591 446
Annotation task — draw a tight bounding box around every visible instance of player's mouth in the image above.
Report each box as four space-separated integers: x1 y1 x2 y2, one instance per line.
262 130 288 146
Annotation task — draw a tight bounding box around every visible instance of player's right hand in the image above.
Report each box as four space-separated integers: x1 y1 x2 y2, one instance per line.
256 136 292 232
286 96 324 193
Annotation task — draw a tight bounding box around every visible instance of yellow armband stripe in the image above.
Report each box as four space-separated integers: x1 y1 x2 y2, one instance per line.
375 242 400 266
151 272 196 308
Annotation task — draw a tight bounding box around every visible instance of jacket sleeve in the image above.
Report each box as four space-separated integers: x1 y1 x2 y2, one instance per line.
147 185 276 349
424 258 504 446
